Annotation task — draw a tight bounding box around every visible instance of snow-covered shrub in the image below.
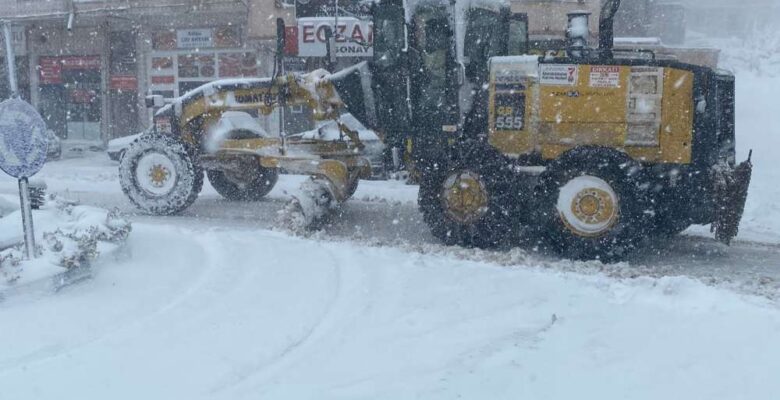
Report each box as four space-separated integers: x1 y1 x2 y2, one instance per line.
0 249 22 284
0 196 132 285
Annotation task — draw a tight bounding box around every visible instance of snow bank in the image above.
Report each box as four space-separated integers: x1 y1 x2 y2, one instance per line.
0 195 131 289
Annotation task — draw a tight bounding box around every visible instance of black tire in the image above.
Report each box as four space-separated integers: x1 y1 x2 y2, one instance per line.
651 218 691 237
119 134 204 215
207 164 278 201
344 177 359 199
418 143 521 248
533 146 652 261
650 189 693 237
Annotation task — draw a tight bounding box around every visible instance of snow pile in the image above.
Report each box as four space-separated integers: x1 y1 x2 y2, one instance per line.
0 195 131 287
722 32 780 77
277 178 336 231
689 30 780 77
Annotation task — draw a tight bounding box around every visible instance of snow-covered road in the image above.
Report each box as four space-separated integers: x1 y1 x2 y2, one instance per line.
0 148 778 398
1 54 778 399
2 221 780 399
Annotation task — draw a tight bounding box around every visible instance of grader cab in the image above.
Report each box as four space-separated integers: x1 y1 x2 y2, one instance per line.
119 0 751 260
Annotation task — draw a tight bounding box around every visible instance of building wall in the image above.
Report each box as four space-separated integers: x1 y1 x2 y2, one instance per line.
0 0 283 142
683 3 780 38
247 0 295 40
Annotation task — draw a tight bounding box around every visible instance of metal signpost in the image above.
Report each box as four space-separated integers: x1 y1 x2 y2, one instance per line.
0 21 49 259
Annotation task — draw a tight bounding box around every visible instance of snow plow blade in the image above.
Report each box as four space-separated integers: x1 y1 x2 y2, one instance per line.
279 178 335 231
713 155 753 245
272 158 367 231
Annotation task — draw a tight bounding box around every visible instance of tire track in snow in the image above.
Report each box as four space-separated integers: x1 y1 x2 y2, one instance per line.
138 195 780 302
211 243 376 397
0 226 218 375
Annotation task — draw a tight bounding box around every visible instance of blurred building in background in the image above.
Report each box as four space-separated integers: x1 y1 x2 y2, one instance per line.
0 0 290 145
0 0 743 146
680 0 780 38
507 0 686 48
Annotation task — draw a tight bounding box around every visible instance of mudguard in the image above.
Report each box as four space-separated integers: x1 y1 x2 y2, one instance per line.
713 154 753 244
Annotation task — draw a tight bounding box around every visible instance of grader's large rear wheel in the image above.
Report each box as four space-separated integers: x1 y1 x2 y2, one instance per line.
207 163 278 201
119 134 203 215
418 144 520 248
533 147 651 261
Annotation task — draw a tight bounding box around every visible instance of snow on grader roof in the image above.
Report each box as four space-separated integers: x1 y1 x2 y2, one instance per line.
155 77 275 118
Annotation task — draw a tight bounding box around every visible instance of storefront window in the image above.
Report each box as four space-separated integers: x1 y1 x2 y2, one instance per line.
148 26 256 99
178 54 216 79
38 56 102 141
149 50 259 98
152 56 174 72
218 52 258 77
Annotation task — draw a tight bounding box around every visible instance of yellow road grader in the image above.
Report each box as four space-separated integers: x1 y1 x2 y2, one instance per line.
119 0 751 260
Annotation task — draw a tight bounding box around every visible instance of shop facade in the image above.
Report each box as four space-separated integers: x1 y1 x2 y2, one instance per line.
25 22 262 144
146 26 259 99
0 0 266 145
1 0 318 144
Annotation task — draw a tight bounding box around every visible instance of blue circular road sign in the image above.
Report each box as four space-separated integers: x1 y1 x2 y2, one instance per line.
0 98 48 178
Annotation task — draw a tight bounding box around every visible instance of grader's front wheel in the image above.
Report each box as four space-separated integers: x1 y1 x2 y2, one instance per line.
119 134 203 215
418 145 519 248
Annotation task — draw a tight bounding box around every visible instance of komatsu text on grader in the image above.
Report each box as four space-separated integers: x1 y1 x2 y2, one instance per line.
119 0 752 260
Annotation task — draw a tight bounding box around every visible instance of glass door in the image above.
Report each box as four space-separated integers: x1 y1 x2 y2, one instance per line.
63 68 102 141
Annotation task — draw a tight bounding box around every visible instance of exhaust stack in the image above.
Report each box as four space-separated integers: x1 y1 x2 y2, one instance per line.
567 12 591 57
598 0 622 57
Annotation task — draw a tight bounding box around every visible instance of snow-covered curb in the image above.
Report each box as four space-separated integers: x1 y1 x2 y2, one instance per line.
0 194 131 292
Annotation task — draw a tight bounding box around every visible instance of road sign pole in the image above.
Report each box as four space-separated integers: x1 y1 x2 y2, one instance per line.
2 22 18 98
18 177 35 259
4 21 37 259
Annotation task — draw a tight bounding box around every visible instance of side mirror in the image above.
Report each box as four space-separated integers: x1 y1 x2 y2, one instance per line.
508 13 529 55
145 94 165 108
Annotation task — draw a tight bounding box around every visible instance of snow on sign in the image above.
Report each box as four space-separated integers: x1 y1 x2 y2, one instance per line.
590 65 621 88
540 64 578 86
0 98 48 178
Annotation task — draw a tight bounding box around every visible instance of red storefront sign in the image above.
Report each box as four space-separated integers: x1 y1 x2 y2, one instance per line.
59 56 101 69
39 56 102 84
284 26 298 56
151 76 175 85
110 75 138 91
39 58 62 84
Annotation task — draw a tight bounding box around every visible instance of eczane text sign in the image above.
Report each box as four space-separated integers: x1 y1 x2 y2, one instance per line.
297 17 373 57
